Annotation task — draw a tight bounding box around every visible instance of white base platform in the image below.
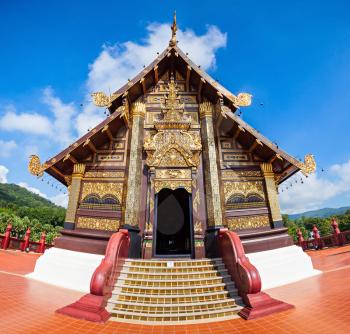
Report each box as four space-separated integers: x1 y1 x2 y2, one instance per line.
246 245 321 290
26 247 104 292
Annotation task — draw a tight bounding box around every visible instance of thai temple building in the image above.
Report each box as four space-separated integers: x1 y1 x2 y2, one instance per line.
27 14 319 324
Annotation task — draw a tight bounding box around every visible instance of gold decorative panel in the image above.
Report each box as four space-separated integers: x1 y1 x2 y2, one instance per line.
77 217 120 231
81 182 123 203
84 171 124 178
155 169 191 179
154 180 192 193
97 154 124 162
144 77 202 169
223 153 249 161
223 181 265 203
221 170 262 179
226 215 270 230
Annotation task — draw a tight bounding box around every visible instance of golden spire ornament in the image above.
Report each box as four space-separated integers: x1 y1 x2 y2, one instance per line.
169 11 177 47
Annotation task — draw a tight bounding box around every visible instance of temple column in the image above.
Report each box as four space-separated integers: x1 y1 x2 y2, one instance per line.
64 163 85 230
199 101 224 257
260 162 283 228
123 101 146 258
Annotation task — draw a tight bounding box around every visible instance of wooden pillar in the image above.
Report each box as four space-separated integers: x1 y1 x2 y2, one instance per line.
123 101 146 258
260 162 283 228
64 163 85 230
199 101 224 257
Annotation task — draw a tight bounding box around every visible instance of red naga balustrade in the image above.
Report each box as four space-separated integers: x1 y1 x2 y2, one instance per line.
0 224 49 253
218 228 294 319
297 229 306 250
1 224 12 249
56 229 130 322
296 219 350 251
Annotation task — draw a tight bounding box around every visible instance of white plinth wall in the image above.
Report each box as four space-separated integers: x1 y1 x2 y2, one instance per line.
247 245 321 290
26 247 104 292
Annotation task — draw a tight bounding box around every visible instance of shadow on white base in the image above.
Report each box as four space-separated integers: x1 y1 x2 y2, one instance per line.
247 245 321 290
26 247 103 292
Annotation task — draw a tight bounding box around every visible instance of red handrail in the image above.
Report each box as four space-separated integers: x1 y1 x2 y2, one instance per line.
90 229 130 296
218 228 293 319
56 229 130 322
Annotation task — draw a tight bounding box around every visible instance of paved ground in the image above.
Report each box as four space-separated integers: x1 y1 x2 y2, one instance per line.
0 246 350 333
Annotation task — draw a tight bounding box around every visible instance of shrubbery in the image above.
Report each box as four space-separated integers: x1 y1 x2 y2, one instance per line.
283 210 350 242
0 212 63 244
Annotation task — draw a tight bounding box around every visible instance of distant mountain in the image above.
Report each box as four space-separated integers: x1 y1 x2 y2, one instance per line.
0 183 60 208
0 183 65 226
287 206 350 220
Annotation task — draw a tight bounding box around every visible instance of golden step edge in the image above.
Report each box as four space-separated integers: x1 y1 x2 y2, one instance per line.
123 270 229 279
108 312 241 325
114 287 236 296
110 305 241 316
116 277 232 287
110 301 241 314
109 307 242 322
124 266 226 274
118 274 231 282
112 291 237 303
124 260 224 265
108 298 240 309
114 281 235 291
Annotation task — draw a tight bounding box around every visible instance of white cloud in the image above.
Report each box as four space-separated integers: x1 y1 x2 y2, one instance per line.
0 89 78 147
42 87 77 145
0 165 9 183
76 22 227 136
0 105 52 135
0 140 17 157
18 182 48 199
50 193 68 208
280 159 350 214
87 23 226 94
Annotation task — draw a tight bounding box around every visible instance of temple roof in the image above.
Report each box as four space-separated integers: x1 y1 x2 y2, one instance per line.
28 14 315 185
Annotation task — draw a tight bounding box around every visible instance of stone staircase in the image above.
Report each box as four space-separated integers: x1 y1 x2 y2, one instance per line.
107 258 243 324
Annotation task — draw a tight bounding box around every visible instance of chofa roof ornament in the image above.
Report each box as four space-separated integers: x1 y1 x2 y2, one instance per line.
169 11 178 47
296 154 317 175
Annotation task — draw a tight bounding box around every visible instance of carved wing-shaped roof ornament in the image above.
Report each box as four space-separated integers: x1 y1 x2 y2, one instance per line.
28 155 47 177
296 154 317 175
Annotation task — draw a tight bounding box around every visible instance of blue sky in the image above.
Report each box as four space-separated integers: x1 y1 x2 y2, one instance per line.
0 0 349 213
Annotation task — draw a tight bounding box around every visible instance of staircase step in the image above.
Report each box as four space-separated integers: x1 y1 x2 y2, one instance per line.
125 258 223 268
114 282 235 295
106 257 243 324
111 299 239 314
124 264 226 273
121 269 228 279
117 275 232 287
113 290 238 304
109 306 242 324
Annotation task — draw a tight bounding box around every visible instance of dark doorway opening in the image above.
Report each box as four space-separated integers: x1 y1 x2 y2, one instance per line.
155 188 193 257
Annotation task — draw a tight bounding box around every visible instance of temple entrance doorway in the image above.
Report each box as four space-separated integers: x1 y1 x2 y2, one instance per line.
154 188 194 257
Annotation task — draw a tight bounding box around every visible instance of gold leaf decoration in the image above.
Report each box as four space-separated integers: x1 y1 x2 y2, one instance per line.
77 217 119 231
226 215 270 230
233 93 252 107
296 154 316 175
28 155 47 177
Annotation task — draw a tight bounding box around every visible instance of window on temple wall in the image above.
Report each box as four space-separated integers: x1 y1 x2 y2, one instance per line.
226 193 265 210
80 194 121 211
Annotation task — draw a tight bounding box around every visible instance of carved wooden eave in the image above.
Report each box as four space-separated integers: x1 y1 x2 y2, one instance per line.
223 111 316 184
91 45 251 116
29 109 126 186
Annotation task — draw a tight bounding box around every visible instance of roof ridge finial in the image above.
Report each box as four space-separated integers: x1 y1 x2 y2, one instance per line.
169 11 177 47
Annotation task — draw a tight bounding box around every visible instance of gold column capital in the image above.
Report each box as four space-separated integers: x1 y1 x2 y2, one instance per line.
72 163 85 178
131 101 146 118
260 162 282 224
260 162 274 176
199 101 214 119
